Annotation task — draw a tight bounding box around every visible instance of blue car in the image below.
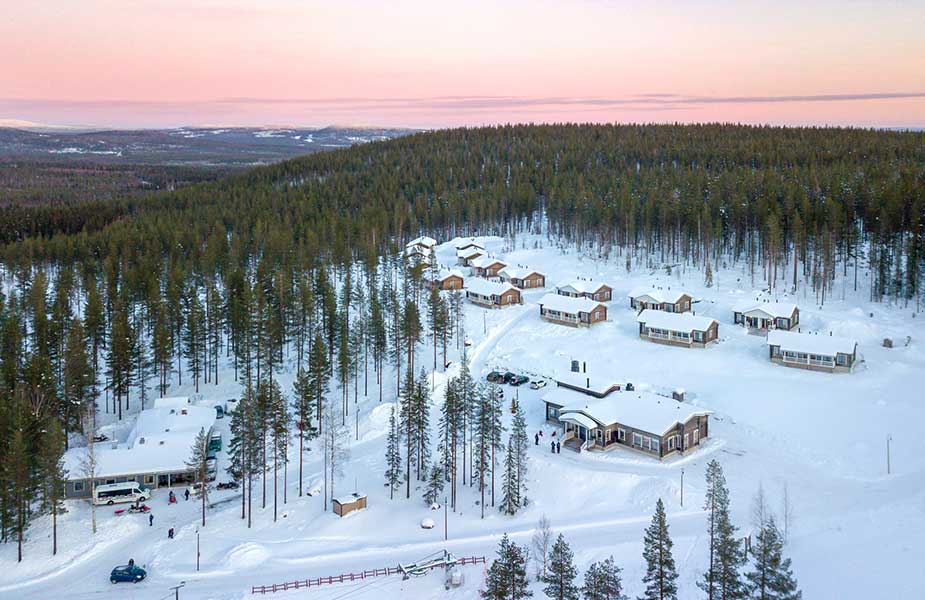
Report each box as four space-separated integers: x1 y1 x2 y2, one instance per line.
110 564 146 584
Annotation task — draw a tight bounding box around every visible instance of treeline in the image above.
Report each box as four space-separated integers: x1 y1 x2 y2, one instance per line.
485 461 801 600
3 124 923 303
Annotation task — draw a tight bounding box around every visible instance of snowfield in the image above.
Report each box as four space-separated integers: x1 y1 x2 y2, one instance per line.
2 234 924 599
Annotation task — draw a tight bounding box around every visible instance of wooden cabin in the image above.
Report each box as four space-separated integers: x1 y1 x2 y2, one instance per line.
628 288 692 313
469 256 508 278
733 302 799 331
767 330 858 373
425 269 465 291
499 267 546 289
333 493 367 517
538 293 607 327
457 247 485 266
555 281 613 302
636 309 718 348
465 279 522 308
543 387 711 459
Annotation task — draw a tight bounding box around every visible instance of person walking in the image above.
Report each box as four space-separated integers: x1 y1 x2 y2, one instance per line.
556 440 561 454
534 432 540 446
149 513 154 527
184 488 190 501
168 527 175 539
550 440 555 453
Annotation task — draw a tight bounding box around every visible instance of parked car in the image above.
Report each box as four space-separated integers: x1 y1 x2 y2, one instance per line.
503 371 518 384
529 380 547 390
224 398 238 413
217 481 240 490
110 564 146 584
92 433 109 443
509 374 529 386
214 405 225 419
486 371 505 383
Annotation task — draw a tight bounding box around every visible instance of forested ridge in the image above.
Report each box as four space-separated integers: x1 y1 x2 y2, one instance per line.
0 123 922 561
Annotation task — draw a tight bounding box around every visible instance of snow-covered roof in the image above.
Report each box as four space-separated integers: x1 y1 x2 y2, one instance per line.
636 309 717 332
457 247 484 259
734 301 798 319
556 280 610 295
429 268 465 282
466 278 517 297
628 287 689 304
500 266 544 280
539 293 605 315
767 330 857 356
333 492 367 504
406 236 437 248
152 396 191 409
558 412 598 430
470 255 507 269
64 405 216 480
404 245 432 257
454 238 484 251
559 391 712 436
553 372 625 397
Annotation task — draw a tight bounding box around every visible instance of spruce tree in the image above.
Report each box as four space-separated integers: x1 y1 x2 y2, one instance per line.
746 517 802 600
38 417 68 556
582 556 626 600
500 435 520 515
384 406 403 499
482 533 532 600
292 368 319 497
543 534 579 600
640 498 678 600
423 462 444 506
699 460 746 600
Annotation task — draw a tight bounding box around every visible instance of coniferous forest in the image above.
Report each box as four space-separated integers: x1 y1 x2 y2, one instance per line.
0 123 923 566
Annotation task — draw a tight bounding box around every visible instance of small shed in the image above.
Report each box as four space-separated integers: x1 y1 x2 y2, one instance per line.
332 493 367 517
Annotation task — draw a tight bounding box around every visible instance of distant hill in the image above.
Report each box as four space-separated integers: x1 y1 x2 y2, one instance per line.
0 126 416 167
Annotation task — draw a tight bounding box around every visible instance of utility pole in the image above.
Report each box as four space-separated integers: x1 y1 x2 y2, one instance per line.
680 468 684 508
196 529 200 572
444 496 448 541
886 434 892 475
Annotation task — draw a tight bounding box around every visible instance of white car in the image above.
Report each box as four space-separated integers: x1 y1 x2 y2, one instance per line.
529 380 547 390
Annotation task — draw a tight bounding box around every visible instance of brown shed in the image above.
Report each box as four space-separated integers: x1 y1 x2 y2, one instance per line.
332 493 367 517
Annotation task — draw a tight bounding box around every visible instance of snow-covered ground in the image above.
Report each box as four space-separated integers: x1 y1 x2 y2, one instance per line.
3 234 924 599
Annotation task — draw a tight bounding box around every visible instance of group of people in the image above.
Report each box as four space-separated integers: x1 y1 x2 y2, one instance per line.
534 429 561 454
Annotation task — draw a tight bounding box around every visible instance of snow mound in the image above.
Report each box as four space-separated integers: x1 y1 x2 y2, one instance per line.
420 518 435 529
225 543 270 570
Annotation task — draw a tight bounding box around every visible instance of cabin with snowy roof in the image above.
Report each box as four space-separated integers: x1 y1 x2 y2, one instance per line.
543 387 711 458
425 269 465 291
733 301 799 331
767 330 858 373
465 278 522 308
628 287 692 313
555 280 612 302
499 266 546 289
469 256 508 278
538 293 607 327
637 309 719 348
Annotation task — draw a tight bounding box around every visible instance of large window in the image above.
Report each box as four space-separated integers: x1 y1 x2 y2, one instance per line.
633 432 643 447
73 481 84 492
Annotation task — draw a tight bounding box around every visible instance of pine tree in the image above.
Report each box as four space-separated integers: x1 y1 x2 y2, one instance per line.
543 534 579 600
63 321 95 437
511 399 529 505
38 417 68 555
746 517 802 600
640 498 678 600
186 427 212 526
500 434 520 515
267 379 290 522
482 533 533 600
582 556 626 600
699 460 747 600
292 368 319 497
307 333 331 432
384 407 403 499
423 462 444 506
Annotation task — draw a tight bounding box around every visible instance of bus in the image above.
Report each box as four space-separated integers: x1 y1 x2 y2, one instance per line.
93 481 151 506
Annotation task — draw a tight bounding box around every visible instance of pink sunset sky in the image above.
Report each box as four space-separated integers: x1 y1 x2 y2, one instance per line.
3 0 924 129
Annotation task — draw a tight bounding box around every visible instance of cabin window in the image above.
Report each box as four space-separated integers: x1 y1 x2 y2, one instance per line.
144 475 155 485
667 436 676 451
618 429 626 442
836 354 847 366
633 433 643 447
650 439 660 453
73 481 84 492
693 331 703 342
693 429 700 443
